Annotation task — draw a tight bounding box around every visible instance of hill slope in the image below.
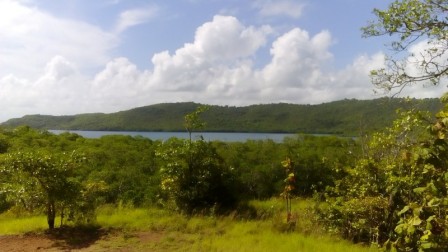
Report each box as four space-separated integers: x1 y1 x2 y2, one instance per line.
1 98 442 135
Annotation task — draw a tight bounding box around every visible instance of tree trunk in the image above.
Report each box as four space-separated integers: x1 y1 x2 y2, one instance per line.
47 200 56 229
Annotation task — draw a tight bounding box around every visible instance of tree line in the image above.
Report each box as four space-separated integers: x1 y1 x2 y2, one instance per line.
1 98 442 136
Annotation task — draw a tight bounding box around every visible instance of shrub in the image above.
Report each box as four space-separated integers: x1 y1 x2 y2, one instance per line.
156 138 240 215
318 196 388 244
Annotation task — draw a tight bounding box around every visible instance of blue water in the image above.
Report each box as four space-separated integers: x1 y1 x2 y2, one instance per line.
49 130 295 142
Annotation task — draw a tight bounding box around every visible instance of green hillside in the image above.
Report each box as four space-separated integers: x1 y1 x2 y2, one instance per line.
1 98 442 135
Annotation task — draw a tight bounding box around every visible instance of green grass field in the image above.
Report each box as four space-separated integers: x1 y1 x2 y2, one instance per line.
0 214 47 234
0 198 379 251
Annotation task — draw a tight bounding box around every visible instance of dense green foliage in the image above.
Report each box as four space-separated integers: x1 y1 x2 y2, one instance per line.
157 138 239 214
339 1 448 250
0 124 357 225
0 152 83 229
318 97 448 251
1 98 442 135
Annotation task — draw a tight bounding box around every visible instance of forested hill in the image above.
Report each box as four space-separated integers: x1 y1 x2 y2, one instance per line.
1 98 442 135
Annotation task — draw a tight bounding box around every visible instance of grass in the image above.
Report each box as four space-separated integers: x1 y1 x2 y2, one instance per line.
0 198 380 251
0 213 47 234
192 222 378 252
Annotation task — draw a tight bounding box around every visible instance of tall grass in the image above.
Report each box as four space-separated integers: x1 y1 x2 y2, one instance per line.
0 199 379 251
94 198 378 251
0 215 47 234
192 221 378 252
96 204 193 231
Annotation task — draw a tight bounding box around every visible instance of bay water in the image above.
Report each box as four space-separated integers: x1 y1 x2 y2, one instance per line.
49 130 295 142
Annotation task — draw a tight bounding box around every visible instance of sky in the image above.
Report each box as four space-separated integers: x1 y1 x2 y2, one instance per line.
1 0 446 122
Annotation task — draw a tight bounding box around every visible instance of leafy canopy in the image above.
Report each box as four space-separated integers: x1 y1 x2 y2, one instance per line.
0 151 83 229
363 0 448 94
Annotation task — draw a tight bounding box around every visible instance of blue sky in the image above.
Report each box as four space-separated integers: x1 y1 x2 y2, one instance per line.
0 0 445 122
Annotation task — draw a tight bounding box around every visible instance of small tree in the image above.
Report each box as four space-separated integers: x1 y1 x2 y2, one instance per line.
157 138 238 214
157 106 239 214
280 157 295 222
0 151 84 229
184 105 209 142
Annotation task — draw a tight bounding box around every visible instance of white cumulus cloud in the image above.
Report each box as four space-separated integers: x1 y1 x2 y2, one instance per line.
150 15 272 92
0 0 117 79
261 28 333 88
0 56 92 119
91 57 152 109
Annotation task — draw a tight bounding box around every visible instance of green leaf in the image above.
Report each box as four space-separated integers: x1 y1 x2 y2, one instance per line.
427 182 438 194
408 225 416 235
436 111 448 118
395 223 406 234
411 216 422 226
398 205 410 215
442 198 448 206
438 130 445 139
427 198 440 207
420 241 433 249
442 117 448 126
413 187 426 194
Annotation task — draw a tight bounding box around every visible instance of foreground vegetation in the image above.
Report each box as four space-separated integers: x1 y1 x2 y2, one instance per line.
0 199 378 252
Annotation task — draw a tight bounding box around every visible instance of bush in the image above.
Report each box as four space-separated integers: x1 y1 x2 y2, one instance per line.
157 138 240 215
320 96 448 250
318 196 388 244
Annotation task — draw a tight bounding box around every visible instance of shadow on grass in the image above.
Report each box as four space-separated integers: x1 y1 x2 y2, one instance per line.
44 225 109 250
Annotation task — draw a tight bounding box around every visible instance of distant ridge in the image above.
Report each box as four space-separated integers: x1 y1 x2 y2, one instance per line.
1 98 442 136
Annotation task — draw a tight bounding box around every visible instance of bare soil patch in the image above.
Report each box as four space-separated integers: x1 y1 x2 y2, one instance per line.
0 226 150 251
0 234 54 251
0 227 109 252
